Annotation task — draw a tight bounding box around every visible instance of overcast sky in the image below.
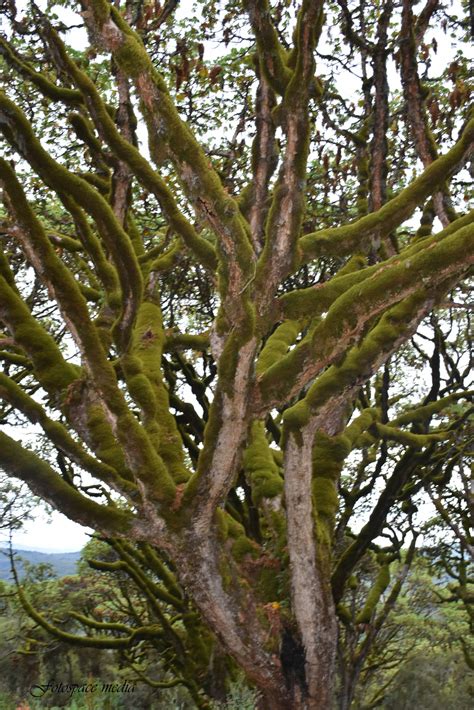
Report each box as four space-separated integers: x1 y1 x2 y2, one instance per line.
6 510 92 553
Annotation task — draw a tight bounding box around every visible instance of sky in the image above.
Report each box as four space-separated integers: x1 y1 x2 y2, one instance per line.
5 509 92 553
1 0 471 552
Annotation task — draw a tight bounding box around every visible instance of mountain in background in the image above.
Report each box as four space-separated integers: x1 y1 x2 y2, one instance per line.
0 548 81 581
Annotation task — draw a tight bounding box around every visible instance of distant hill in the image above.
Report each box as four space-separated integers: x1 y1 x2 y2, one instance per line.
0 548 81 582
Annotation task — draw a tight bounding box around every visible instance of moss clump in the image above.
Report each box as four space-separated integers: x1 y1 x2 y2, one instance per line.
256 320 300 376
258 568 281 602
226 515 246 540
232 535 259 562
126 372 157 419
183 391 224 508
0 275 79 395
313 431 351 478
282 398 311 433
127 300 189 485
337 255 368 277
214 508 229 541
415 200 435 240
114 35 150 78
356 563 390 624
91 0 110 26
345 409 377 445
217 302 256 393
86 404 129 476
313 477 338 518
243 422 283 504
348 575 358 590
311 427 372 547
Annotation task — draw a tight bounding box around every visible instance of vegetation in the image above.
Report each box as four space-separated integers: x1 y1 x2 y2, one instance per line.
0 548 471 708
0 549 81 581
0 0 472 707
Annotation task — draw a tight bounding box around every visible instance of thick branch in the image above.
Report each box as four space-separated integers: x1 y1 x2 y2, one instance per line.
258 222 474 411
299 117 474 262
0 431 133 534
0 93 142 348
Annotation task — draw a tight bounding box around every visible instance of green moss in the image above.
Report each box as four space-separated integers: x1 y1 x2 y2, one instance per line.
214 508 229 541
356 564 390 624
0 96 143 350
298 114 474 262
126 373 157 418
218 303 256 393
336 603 352 625
311 428 367 546
0 249 19 292
348 575 358 590
232 535 259 562
282 399 311 431
337 255 367 276
226 515 246 540
376 422 446 448
90 0 110 26
258 568 280 602
313 432 351 476
243 422 283 504
69 110 101 145
313 477 338 518
256 320 300 376
147 239 182 273
183 391 224 507
393 391 472 426
0 430 132 535
114 35 150 77
283 290 428 421
345 409 377 444
0 36 82 104
86 405 130 475
0 276 78 394
164 332 209 353
126 301 189 485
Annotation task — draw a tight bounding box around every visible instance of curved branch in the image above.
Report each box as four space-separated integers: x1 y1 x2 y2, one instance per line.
0 93 142 348
0 430 134 534
299 117 474 262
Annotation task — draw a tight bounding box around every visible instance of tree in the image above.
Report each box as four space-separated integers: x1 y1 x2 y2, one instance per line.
0 548 162 709
0 0 472 707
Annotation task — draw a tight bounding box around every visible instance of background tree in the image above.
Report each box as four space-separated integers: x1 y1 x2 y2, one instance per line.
0 0 472 708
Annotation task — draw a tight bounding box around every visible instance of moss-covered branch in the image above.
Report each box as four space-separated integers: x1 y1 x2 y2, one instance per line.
312 410 376 547
298 116 474 262
243 0 293 95
243 421 283 504
355 562 391 624
123 300 190 485
16 584 162 648
37 18 218 271
0 273 79 395
253 1 324 308
258 221 473 411
0 36 83 104
0 93 142 348
0 371 135 494
281 210 474 320
0 430 133 534
81 1 252 284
